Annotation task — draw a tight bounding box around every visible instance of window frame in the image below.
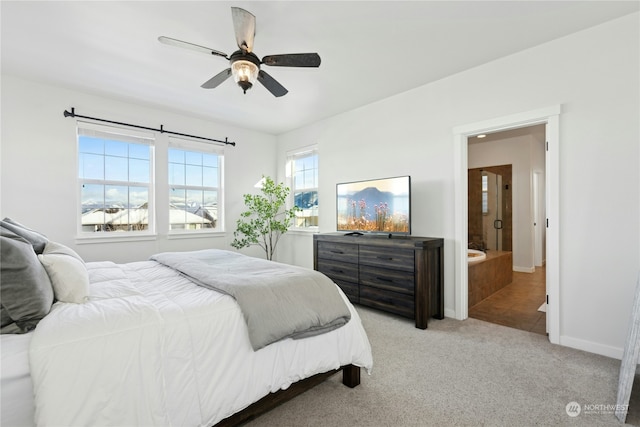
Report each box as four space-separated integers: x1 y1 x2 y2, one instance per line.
286 145 319 232
76 121 156 240
167 137 224 235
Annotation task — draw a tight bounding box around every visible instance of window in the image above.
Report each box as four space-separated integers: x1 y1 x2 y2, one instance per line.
287 147 318 229
78 123 154 234
168 138 223 231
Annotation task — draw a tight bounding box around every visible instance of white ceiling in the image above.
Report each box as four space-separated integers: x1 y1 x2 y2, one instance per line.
2 1 638 135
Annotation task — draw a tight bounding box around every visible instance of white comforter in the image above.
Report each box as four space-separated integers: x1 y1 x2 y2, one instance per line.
29 260 373 427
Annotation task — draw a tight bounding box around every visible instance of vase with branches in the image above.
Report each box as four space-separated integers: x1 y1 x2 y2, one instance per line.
231 176 300 260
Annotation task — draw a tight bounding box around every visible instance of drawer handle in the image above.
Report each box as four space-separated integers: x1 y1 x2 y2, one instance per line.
377 256 393 260
376 277 393 282
331 268 345 274
330 250 345 254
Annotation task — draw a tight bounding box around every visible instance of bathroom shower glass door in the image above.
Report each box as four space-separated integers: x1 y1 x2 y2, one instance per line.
482 171 503 251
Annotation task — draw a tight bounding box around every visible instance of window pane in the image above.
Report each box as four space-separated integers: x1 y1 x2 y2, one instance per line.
129 143 150 160
168 149 184 164
294 190 317 209
203 153 218 167
294 191 318 227
79 153 104 180
105 184 128 207
79 136 103 155
170 188 187 209
105 155 128 181
185 151 202 166
294 171 303 189
186 189 203 207
169 188 216 230
81 184 103 213
203 190 217 228
169 162 185 186
129 186 148 208
203 166 218 187
80 185 149 232
302 156 314 170
105 140 128 157
303 170 315 188
170 187 188 230
185 165 202 186
129 158 149 183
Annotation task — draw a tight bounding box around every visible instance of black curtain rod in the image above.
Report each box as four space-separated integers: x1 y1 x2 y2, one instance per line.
63 108 236 146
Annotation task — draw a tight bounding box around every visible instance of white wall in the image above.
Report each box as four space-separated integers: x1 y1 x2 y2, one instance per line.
276 13 639 358
0 75 277 263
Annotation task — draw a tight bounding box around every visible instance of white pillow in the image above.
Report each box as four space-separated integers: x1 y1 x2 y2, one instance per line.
38 250 89 304
42 241 85 264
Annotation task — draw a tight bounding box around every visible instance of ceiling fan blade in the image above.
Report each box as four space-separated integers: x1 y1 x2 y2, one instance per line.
258 70 288 97
261 53 321 67
201 68 232 89
158 36 228 59
231 7 255 52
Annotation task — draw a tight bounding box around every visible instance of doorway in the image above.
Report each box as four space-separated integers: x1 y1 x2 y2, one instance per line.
466 130 545 334
452 105 561 344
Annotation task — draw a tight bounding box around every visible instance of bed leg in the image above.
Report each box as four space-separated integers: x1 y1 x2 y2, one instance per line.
342 364 360 388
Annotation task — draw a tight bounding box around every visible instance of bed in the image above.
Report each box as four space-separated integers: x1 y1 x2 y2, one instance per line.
0 219 373 426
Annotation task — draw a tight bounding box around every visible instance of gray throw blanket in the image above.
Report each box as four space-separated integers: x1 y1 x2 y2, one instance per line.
150 249 351 351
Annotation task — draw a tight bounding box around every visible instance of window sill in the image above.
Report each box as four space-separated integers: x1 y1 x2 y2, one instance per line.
75 233 157 244
287 228 320 235
167 231 226 240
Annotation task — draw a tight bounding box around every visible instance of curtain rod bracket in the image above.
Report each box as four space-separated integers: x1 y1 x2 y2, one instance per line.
63 107 236 146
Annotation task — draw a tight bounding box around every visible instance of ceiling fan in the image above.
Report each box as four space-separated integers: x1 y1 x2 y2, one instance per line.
158 7 321 97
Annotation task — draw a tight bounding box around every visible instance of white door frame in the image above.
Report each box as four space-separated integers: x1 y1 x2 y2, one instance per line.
533 170 544 267
453 105 561 344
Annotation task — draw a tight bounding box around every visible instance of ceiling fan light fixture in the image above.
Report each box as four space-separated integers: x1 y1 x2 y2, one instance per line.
232 60 259 93
159 7 320 97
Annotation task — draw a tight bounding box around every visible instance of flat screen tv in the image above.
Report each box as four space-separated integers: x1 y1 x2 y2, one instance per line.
336 175 411 235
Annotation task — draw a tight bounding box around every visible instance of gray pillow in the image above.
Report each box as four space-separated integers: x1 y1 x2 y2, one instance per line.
0 218 48 254
1 227 54 333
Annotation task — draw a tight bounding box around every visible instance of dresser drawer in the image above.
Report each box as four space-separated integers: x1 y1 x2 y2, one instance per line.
360 285 414 319
316 241 358 263
359 265 414 295
359 245 414 272
317 258 359 284
332 279 359 303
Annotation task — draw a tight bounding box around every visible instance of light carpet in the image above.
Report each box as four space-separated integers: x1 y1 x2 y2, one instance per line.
247 306 639 427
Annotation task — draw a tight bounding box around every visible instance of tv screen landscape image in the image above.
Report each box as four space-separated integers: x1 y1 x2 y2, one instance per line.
336 175 411 235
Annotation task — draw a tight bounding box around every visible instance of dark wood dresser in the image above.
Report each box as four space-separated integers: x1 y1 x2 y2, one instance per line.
313 233 444 329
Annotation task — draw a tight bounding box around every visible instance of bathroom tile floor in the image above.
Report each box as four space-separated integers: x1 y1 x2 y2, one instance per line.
469 266 547 336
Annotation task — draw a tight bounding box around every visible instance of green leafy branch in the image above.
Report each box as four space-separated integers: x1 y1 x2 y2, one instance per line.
231 176 300 260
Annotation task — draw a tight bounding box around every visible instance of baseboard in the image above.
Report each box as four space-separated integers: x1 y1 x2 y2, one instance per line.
560 335 623 360
513 266 535 273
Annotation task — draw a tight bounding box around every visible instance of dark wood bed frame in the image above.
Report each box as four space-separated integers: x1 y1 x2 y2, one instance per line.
214 364 360 426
